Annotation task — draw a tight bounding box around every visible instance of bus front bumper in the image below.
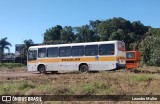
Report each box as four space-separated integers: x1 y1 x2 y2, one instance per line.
116 63 126 69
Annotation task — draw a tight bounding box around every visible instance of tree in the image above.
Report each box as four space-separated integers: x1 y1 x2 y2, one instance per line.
89 20 101 41
23 39 34 57
24 39 34 51
0 37 12 63
97 17 132 41
139 28 160 66
42 17 160 66
44 25 62 44
74 25 97 42
60 26 75 43
96 17 148 50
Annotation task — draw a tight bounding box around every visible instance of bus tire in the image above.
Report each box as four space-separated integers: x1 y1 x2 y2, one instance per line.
51 71 58 74
38 65 46 74
79 64 88 73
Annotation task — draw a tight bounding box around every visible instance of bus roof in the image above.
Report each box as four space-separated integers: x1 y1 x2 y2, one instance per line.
29 40 123 50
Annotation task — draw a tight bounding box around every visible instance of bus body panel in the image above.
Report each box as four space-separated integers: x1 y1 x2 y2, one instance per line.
27 63 38 71
27 41 126 72
28 56 122 71
38 58 59 71
126 51 141 69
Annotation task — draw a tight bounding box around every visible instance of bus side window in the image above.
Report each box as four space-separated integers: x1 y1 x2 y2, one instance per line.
38 48 46 58
47 47 59 57
59 46 71 57
72 46 84 56
99 44 114 55
111 49 114 55
85 45 98 56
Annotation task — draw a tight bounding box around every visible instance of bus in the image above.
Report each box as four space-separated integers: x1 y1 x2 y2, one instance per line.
27 40 126 73
126 51 141 69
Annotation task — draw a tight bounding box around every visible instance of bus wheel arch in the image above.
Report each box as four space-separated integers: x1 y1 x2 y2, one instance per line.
79 63 89 73
38 64 46 74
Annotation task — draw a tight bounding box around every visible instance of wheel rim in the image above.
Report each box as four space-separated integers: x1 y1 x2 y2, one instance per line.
39 66 45 73
80 65 88 73
82 66 86 72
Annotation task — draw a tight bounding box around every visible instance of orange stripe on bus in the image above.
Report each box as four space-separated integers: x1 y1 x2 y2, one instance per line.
28 56 125 64
99 57 117 61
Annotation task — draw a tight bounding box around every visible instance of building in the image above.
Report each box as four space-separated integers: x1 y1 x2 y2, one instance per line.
15 43 42 63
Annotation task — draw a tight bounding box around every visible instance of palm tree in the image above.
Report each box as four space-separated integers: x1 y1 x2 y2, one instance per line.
0 37 12 63
23 39 34 58
24 39 34 52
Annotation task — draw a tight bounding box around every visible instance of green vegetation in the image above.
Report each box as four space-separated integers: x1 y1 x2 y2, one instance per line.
81 82 115 95
1 17 160 66
0 37 12 53
23 39 34 58
0 63 25 68
0 70 160 95
43 17 160 66
0 37 12 63
82 84 96 95
0 81 35 95
128 74 154 82
43 17 148 50
139 29 160 66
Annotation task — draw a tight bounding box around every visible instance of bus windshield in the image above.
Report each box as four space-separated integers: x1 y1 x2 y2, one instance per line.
126 52 135 59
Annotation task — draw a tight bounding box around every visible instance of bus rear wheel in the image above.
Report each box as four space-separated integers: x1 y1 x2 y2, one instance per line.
79 64 88 73
38 65 46 74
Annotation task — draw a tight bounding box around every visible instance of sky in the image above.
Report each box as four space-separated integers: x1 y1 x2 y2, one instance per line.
0 0 160 53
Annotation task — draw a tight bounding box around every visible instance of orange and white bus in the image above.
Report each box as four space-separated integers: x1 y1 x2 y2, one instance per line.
27 40 126 73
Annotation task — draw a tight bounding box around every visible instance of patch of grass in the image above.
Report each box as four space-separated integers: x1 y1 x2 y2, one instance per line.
82 84 96 95
0 81 35 95
25 84 55 95
0 68 160 96
94 81 109 89
80 82 115 95
93 81 115 94
17 82 35 90
25 84 75 95
0 63 25 68
138 66 160 72
53 85 75 95
128 74 154 82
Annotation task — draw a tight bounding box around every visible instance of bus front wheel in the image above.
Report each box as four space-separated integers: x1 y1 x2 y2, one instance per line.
79 64 88 73
38 65 46 74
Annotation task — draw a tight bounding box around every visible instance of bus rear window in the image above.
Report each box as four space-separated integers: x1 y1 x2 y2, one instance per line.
118 42 125 51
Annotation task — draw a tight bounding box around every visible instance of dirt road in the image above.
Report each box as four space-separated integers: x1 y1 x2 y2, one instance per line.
0 71 39 77
0 67 41 80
